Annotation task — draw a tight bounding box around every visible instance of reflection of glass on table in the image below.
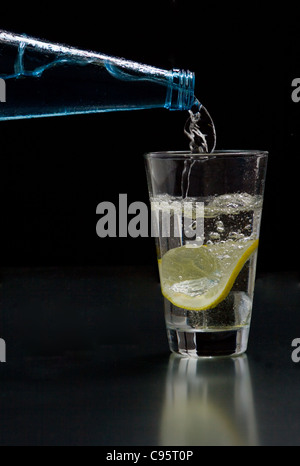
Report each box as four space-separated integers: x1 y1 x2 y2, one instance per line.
160 354 259 446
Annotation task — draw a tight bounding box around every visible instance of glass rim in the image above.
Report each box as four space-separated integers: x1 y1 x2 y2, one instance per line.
144 150 269 160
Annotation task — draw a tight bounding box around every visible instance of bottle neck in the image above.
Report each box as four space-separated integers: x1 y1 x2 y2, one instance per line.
166 69 196 111
104 64 196 111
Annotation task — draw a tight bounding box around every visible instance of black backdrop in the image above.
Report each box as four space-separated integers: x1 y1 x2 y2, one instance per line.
0 2 299 273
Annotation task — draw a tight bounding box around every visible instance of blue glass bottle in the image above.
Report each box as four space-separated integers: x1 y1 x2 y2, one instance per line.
0 30 196 120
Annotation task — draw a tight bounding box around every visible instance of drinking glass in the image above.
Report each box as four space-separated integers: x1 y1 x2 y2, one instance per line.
145 151 268 358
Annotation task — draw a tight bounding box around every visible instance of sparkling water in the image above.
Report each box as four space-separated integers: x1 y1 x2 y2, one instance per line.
184 99 216 154
181 99 216 200
151 192 263 357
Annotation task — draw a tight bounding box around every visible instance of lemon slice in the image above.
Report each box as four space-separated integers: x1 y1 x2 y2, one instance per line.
158 239 259 311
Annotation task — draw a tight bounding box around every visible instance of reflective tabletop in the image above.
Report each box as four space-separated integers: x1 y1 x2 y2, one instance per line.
0 266 299 446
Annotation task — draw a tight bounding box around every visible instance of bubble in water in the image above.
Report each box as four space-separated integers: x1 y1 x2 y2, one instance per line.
215 220 225 233
229 231 245 241
209 231 221 241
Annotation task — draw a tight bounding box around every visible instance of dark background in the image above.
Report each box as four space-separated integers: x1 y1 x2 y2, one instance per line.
0 2 299 274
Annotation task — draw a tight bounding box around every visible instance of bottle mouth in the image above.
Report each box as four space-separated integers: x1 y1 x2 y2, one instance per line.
166 69 195 111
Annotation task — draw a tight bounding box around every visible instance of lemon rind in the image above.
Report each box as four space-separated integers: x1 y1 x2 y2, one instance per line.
159 239 259 311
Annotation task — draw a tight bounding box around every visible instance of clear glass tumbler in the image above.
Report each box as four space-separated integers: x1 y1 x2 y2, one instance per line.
145 151 268 358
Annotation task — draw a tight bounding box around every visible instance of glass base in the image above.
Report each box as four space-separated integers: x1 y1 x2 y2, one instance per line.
167 327 249 358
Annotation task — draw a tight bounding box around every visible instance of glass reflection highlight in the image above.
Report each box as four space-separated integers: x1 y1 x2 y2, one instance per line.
160 355 259 446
